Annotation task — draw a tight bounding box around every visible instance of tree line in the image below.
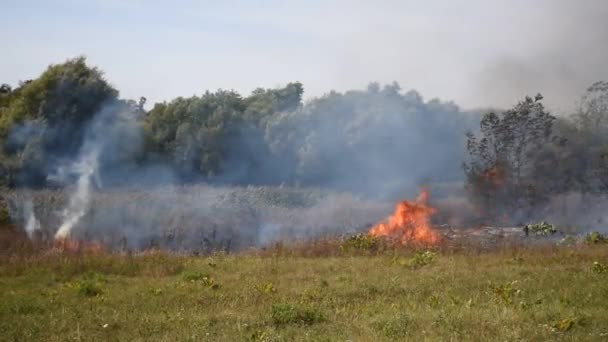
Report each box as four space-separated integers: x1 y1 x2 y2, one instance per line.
1 57 607 218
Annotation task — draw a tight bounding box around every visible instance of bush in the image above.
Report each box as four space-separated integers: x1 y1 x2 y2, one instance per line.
591 261 607 274
410 251 436 268
270 303 325 326
341 234 378 252
489 280 521 305
523 222 557 236
584 232 607 244
74 272 105 297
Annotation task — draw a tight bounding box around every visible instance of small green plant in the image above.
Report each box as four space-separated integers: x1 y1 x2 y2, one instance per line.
523 222 557 236
181 270 208 282
409 251 436 268
591 261 607 274
553 318 576 332
341 233 378 252
149 288 163 296
584 231 607 244
270 303 325 326
255 282 277 295
490 280 521 305
74 272 106 297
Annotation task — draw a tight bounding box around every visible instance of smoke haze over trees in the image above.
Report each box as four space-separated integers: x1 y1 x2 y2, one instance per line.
1 58 479 199
2 57 608 233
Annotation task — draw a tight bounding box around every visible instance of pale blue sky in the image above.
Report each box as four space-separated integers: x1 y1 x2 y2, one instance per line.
2 0 607 111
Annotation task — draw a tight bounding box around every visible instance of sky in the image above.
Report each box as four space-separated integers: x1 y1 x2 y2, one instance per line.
1 0 607 112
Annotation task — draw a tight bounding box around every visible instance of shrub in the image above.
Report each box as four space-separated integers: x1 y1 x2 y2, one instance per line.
409 251 436 268
255 282 277 295
591 261 607 274
341 233 378 252
584 232 607 244
489 280 521 305
552 318 576 332
523 222 557 236
270 303 325 326
74 272 106 297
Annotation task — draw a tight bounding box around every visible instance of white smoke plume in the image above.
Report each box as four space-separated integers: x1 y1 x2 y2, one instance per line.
49 102 140 240
23 199 40 238
54 148 100 239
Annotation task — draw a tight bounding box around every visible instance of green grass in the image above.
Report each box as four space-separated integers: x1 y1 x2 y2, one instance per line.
1 246 608 341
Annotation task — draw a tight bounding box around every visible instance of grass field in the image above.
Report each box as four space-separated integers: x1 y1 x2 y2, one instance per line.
1 242 607 341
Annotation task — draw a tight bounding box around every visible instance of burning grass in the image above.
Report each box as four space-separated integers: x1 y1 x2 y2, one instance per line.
1 242 607 341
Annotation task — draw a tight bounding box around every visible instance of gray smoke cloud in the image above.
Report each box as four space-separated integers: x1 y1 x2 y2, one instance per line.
473 0 608 113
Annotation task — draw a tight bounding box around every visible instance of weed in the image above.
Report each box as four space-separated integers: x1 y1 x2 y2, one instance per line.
553 318 576 332
523 222 557 236
584 232 607 244
74 272 106 297
181 270 208 282
409 250 436 268
255 282 277 295
341 233 378 252
490 280 521 305
270 303 325 326
591 261 607 274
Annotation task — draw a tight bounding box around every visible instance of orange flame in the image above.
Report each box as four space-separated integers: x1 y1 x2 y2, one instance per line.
483 166 504 188
368 189 441 245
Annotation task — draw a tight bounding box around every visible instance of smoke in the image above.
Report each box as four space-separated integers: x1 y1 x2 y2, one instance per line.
23 200 40 238
17 100 146 240
53 148 100 239
4 81 483 248
473 0 608 112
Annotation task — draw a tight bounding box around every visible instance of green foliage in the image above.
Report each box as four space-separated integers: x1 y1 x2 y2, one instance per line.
181 270 209 282
409 250 436 268
392 250 437 269
2 246 608 340
590 261 607 274
584 231 607 244
74 272 106 297
341 233 378 252
552 318 576 332
489 280 521 305
0 57 119 187
464 94 559 219
524 221 558 236
270 303 325 326
255 282 277 295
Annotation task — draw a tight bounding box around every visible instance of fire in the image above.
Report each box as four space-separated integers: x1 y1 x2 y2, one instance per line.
368 189 441 245
53 238 105 253
483 166 504 188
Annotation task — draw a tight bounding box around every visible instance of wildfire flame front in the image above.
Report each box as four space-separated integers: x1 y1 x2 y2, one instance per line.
368 189 441 245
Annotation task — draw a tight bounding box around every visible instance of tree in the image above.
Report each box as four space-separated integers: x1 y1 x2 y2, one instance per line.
0 57 118 187
463 94 558 220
